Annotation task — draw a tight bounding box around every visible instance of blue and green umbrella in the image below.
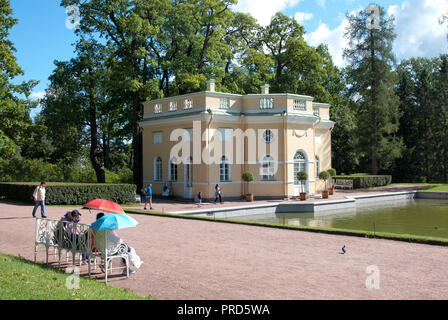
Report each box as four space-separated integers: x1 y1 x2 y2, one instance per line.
90 214 139 230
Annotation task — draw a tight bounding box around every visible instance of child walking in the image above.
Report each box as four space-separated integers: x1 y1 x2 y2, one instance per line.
197 192 203 207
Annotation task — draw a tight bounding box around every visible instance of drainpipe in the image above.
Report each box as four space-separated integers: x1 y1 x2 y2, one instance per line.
329 124 334 170
240 112 246 197
283 110 288 199
207 108 213 200
312 116 321 195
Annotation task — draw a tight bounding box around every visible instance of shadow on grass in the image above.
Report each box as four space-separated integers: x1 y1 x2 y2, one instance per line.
417 185 440 191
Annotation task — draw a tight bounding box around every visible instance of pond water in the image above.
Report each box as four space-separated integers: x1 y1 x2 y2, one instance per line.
230 199 448 238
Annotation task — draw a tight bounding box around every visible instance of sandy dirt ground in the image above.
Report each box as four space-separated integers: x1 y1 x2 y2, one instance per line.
1 199 448 300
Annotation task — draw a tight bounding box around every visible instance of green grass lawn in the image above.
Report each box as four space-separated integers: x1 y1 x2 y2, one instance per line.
417 184 448 192
0 253 151 300
369 183 448 191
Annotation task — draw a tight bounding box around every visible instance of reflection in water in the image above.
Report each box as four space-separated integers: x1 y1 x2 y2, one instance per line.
230 199 448 238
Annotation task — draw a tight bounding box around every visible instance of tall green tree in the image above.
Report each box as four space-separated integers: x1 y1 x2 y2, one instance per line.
314 45 360 174
0 0 38 159
41 39 130 183
434 55 448 182
60 0 239 189
259 13 324 95
395 58 439 182
395 55 448 183
344 4 403 174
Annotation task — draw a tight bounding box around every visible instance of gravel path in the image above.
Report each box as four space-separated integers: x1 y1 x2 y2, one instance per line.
1 201 448 300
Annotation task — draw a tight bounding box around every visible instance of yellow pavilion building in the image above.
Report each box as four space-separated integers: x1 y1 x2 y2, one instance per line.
138 80 335 200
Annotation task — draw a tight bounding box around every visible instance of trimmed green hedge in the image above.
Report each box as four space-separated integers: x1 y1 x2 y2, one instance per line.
332 175 392 189
0 182 137 205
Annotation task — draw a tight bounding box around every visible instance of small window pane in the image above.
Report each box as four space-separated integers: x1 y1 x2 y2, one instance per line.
261 155 276 181
169 159 178 181
155 157 163 181
220 156 230 181
153 132 162 144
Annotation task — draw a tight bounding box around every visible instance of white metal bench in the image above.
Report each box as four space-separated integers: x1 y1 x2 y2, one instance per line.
34 218 130 283
334 179 354 190
91 230 130 283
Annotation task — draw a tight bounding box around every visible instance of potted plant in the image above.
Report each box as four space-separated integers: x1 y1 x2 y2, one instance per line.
318 170 330 199
296 171 308 201
242 171 254 201
327 168 337 195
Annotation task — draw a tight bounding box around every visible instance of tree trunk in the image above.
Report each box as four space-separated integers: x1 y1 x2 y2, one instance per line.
371 155 378 175
88 66 105 183
102 131 111 171
132 93 143 191
89 101 105 183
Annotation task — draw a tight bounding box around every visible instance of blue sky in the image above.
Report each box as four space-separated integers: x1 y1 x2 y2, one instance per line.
10 0 77 100
8 0 448 107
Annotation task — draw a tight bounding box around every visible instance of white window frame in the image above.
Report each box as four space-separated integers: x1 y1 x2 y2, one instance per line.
313 107 320 117
154 157 163 181
261 155 276 181
293 151 307 185
220 156 231 182
153 132 162 144
169 158 178 182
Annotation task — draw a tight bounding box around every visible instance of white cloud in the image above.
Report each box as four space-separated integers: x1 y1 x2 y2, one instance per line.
29 91 45 102
234 0 302 25
305 18 350 67
305 0 448 67
316 0 326 8
388 0 448 60
294 12 314 24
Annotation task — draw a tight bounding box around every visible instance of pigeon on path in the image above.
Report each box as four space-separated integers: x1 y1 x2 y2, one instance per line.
341 245 347 254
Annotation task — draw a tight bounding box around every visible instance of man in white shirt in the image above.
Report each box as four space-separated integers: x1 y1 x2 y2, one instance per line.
32 182 47 218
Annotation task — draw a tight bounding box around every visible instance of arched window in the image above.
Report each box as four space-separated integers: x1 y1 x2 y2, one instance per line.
220 156 231 182
154 157 162 181
169 158 178 182
293 151 307 185
261 155 276 181
315 155 320 178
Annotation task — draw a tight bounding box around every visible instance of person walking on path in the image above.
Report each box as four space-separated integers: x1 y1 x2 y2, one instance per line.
214 184 222 204
32 182 47 218
142 184 153 210
197 191 203 207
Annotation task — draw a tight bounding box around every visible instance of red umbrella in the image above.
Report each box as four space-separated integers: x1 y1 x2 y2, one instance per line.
83 199 125 214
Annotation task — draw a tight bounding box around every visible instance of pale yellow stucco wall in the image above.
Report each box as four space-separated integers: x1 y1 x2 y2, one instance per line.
140 90 334 199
